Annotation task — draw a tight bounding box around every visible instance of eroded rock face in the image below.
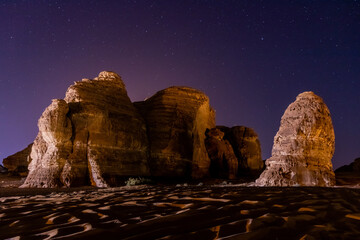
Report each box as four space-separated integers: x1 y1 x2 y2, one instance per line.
63 71 150 187
22 99 73 187
3 143 33 176
219 126 264 175
135 87 215 178
205 128 238 179
256 91 335 186
22 72 150 188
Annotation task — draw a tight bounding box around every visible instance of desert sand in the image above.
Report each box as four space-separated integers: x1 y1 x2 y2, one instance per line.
1 179 360 239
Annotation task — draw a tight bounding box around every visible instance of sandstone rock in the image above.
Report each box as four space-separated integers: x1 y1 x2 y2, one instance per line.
335 158 360 186
256 91 335 186
21 99 73 188
22 71 150 188
135 86 215 178
62 71 150 187
218 126 264 175
3 143 33 176
204 128 238 179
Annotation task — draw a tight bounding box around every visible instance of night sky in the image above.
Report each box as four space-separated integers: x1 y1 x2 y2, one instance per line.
1 0 359 169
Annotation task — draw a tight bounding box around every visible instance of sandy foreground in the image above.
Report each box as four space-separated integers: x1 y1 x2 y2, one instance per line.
1 176 360 239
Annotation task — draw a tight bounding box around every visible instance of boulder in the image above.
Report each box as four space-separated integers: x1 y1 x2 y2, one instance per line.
204 128 238 179
22 71 150 188
218 126 264 175
3 143 33 176
135 86 215 179
256 91 335 186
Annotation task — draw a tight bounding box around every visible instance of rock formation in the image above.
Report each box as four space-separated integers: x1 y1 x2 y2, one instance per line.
204 128 238 179
0 164 7 173
22 72 150 188
336 158 360 173
3 143 33 176
21 72 217 187
19 70 272 187
21 99 73 187
218 126 264 175
335 158 360 186
256 91 335 186
135 87 215 179
62 71 150 187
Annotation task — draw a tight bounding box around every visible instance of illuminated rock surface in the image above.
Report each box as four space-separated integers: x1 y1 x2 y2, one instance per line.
135 86 215 178
256 91 335 186
61 71 150 187
22 72 150 188
21 72 217 187
21 99 73 188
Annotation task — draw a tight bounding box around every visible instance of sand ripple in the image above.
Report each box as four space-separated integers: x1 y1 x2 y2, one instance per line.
0 185 360 239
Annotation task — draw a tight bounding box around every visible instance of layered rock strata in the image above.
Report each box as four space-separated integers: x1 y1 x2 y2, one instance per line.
3 143 33 176
21 72 217 187
22 99 73 187
62 71 150 187
135 87 215 179
204 128 238 179
256 91 335 186
22 72 150 188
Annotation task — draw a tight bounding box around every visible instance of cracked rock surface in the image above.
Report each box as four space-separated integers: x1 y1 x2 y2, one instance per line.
22 72 150 188
256 91 335 186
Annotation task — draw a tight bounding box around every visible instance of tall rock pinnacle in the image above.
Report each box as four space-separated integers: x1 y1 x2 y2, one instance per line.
256 91 335 186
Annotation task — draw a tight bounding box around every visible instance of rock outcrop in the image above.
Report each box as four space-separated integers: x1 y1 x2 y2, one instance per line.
3 143 33 176
135 87 215 179
256 91 335 186
22 72 150 188
21 99 73 187
0 164 7 173
218 126 264 175
62 71 150 187
336 158 360 173
335 158 360 186
20 71 271 187
204 128 238 179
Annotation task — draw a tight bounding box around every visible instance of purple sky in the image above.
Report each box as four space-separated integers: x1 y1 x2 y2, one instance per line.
1 1 359 169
